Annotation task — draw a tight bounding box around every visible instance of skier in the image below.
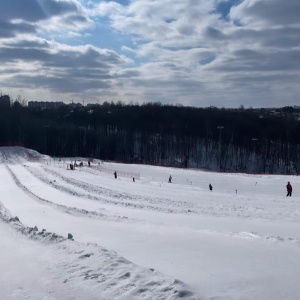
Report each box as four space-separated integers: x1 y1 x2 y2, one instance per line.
209 183 213 191
133 177 135 182
114 171 117 179
168 175 172 183
286 181 292 197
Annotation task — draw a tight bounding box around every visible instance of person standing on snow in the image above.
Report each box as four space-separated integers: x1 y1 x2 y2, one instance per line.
209 183 213 191
286 181 292 197
168 175 172 183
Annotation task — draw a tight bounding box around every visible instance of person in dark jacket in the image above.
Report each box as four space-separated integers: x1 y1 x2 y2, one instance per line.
114 171 117 179
168 175 172 183
209 183 213 191
286 181 292 197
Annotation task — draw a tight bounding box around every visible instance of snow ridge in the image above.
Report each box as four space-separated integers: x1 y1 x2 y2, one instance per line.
0 203 197 300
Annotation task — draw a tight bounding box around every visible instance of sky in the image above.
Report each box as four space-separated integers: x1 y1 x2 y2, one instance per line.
0 0 299 108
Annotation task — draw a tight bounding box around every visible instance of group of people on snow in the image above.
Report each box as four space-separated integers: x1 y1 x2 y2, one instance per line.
110 170 294 197
68 159 294 197
167 175 293 197
103 168 294 197
68 160 91 170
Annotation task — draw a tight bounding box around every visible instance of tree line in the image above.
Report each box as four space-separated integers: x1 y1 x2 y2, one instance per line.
1 101 300 174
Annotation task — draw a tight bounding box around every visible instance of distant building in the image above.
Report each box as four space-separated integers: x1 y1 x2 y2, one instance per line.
86 103 100 108
68 102 83 109
0 95 11 108
28 101 66 110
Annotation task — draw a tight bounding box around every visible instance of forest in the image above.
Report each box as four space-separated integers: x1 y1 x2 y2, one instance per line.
1 101 300 174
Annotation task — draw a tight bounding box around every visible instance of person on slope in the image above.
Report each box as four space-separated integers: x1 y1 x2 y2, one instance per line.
168 175 172 183
209 183 213 191
286 181 292 197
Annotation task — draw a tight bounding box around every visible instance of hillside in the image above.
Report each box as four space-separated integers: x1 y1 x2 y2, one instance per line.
0 147 300 299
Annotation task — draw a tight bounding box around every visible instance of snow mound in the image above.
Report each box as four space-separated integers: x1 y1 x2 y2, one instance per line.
0 146 49 164
0 202 197 300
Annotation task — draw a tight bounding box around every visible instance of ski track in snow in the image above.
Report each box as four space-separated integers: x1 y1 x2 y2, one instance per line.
34 163 300 222
4 151 300 246
32 164 180 213
6 163 300 246
5 165 128 222
4 147 295 220
37 164 255 217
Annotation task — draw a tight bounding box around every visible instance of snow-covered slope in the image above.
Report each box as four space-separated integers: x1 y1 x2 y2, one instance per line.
0 147 299 300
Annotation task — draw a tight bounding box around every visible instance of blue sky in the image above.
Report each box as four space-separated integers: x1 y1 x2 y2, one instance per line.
1 0 300 108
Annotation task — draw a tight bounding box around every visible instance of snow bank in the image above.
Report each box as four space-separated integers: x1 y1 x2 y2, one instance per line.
0 201 196 300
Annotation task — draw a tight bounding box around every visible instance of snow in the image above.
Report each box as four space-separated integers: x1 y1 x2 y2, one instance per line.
0 147 300 299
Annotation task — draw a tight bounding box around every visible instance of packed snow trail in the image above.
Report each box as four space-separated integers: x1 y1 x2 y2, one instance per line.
1 147 300 299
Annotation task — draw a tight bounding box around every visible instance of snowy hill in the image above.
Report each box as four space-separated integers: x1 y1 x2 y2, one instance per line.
0 147 299 299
